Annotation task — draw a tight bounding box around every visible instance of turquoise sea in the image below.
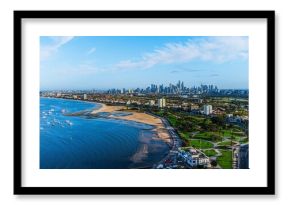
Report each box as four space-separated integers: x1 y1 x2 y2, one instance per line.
40 97 169 169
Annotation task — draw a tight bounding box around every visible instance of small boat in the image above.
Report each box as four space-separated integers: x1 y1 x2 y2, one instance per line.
53 119 61 125
65 120 73 126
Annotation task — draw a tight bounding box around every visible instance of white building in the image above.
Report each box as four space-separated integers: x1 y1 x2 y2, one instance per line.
203 105 212 115
83 94 87 100
158 98 166 108
178 150 209 168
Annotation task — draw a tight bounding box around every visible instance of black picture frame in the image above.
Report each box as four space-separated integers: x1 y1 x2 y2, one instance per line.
14 10 275 195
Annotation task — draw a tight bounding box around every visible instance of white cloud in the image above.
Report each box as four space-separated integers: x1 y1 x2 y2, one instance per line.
87 47 96 55
115 37 248 70
40 36 74 60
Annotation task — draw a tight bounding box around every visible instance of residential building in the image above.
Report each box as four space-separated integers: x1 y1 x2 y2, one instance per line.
191 104 199 111
203 104 213 115
158 98 166 108
178 149 209 168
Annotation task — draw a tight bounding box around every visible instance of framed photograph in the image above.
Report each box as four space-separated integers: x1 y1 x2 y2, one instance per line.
14 10 275 195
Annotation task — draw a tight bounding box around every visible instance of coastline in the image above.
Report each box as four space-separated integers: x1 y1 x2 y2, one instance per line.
91 103 125 114
40 96 99 108
42 98 176 147
91 103 172 144
40 98 173 169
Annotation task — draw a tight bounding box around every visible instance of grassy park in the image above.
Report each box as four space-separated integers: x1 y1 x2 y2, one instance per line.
217 150 233 169
190 139 214 149
152 105 248 169
203 149 217 157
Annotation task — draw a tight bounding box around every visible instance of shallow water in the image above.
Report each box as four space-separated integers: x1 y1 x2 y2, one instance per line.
40 97 169 169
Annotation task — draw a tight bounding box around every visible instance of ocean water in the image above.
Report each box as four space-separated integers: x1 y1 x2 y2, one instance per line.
40 97 169 169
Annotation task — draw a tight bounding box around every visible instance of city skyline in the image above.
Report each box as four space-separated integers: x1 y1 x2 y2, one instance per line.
40 36 248 90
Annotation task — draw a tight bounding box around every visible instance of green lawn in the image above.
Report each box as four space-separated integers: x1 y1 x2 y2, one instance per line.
222 130 232 137
191 116 206 123
190 139 213 149
167 113 178 127
217 140 232 146
179 131 190 140
193 132 213 141
232 131 245 136
203 149 217 157
217 150 233 169
222 129 247 139
240 137 249 143
233 136 248 143
193 131 223 142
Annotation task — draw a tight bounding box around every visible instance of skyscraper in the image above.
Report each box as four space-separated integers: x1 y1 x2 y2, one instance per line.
177 80 181 90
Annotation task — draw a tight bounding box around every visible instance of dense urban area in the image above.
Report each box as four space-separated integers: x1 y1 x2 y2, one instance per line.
41 81 249 169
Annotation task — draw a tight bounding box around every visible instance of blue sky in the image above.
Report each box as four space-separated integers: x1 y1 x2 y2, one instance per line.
40 36 248 90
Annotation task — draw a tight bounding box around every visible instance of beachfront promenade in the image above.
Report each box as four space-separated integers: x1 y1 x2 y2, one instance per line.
146 112 182 150
146 112 183 168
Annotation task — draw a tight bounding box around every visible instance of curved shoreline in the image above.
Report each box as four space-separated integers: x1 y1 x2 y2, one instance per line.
91 103 173 144
41 98 181 168
48 98 179 149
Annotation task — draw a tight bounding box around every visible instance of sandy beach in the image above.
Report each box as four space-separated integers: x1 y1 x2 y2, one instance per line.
91 103 172 144
91 103 125 113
